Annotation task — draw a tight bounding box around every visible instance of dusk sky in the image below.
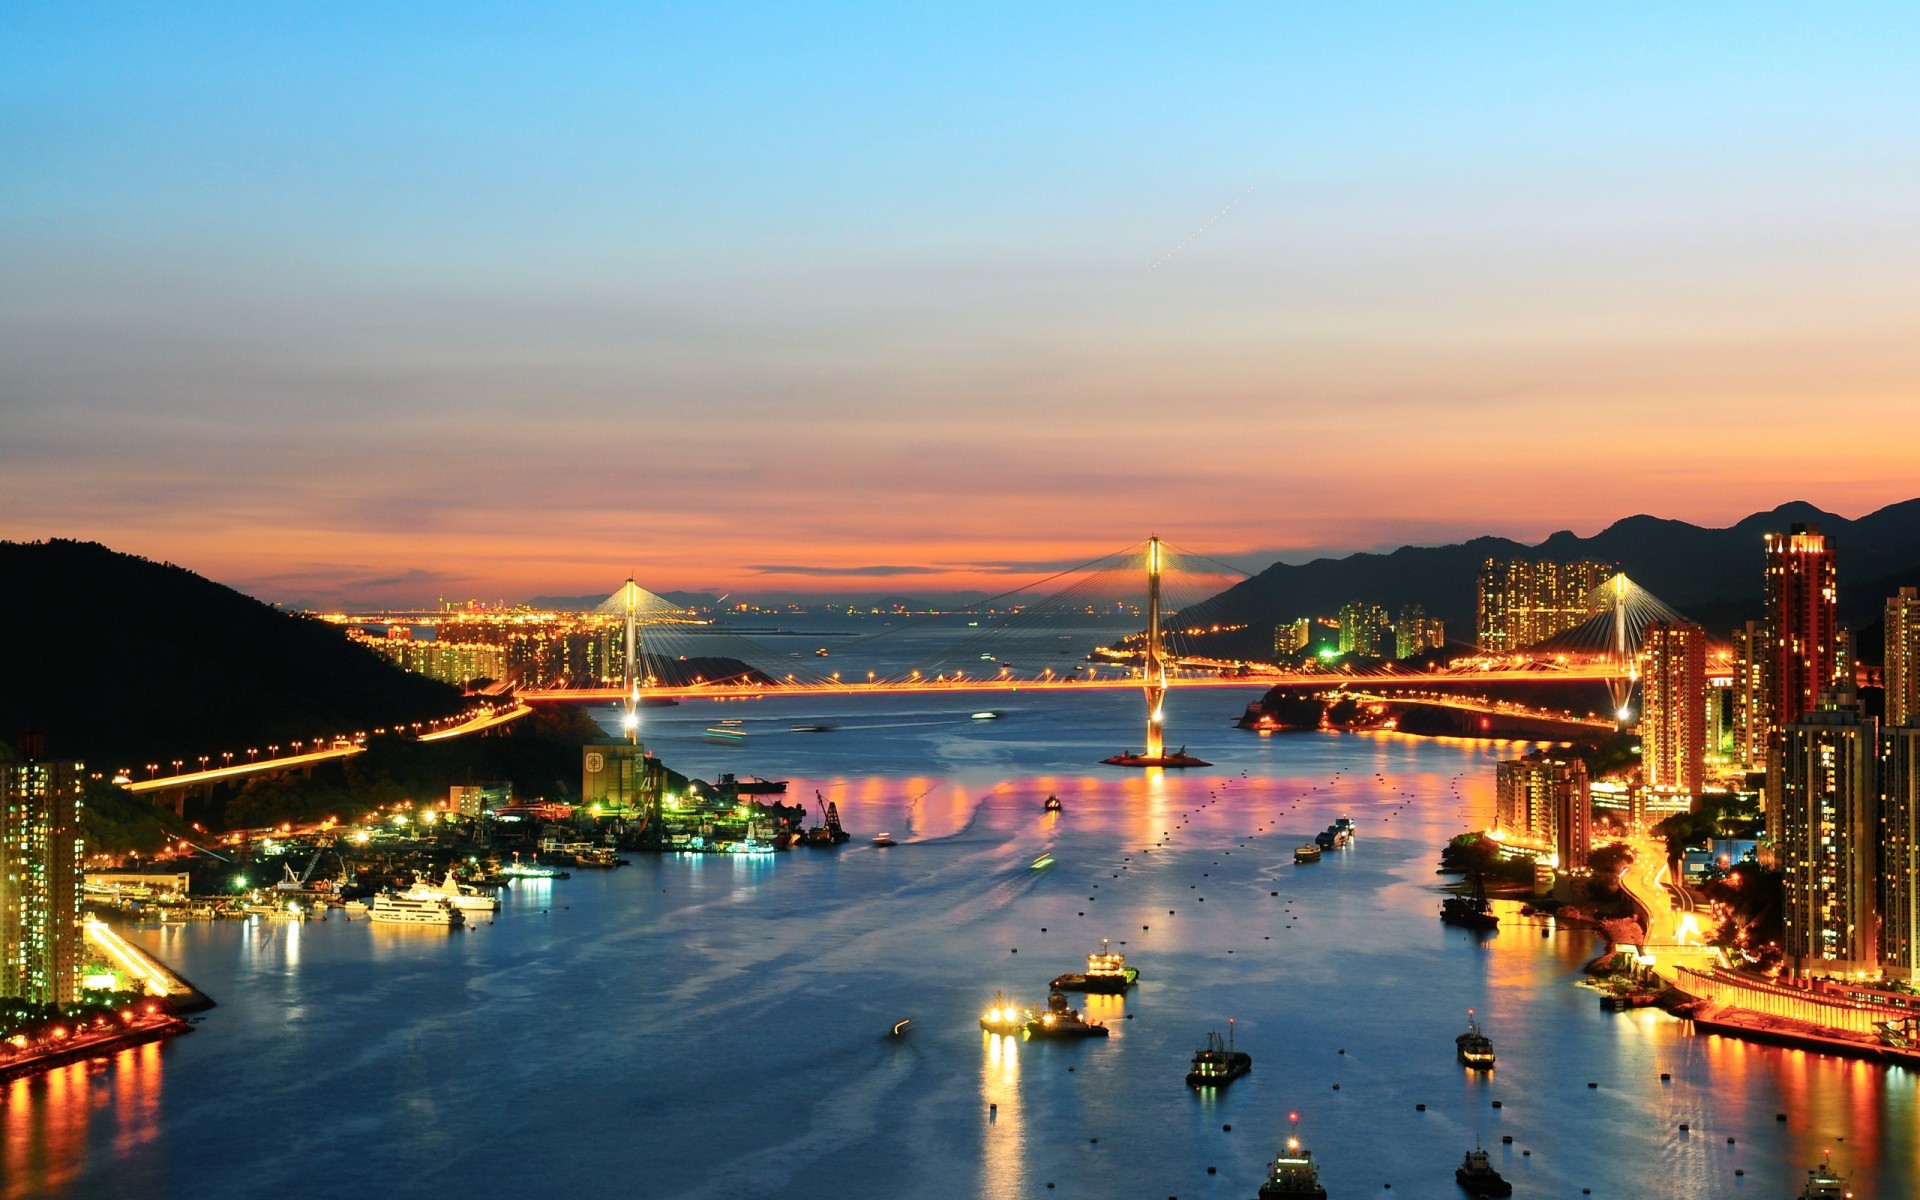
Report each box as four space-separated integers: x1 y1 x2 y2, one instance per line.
5 3 1918 606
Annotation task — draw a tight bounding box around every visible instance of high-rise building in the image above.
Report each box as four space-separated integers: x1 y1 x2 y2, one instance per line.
1888 587 1920 727
1773 693 1877 977
1494 753 1591 870
1731 620 1770 771
0 740 86 1006
1337 602 1392 658
1394 606 1445 659
1641 621 1707 799
1881 725 1920 980
1274 619 1310 658
1763 524 1838 729
1476 558 1611 653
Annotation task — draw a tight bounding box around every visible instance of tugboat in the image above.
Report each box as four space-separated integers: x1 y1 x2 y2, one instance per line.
1798 1151 1853 1199
1024 991 1109 1039
979 991 1029 1035
1043 795 1063 813
800 794 852 847
1185 1019 1251 1089
1456 1010 1496 1070
1051 939 1139 993
1258 1113 1328 1199
1295 843 1323 864
871 832 896 847
1455 1144 1512 1196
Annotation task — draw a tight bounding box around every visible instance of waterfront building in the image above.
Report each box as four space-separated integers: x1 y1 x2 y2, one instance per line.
1889 587 1920 727
582 742 664 820
449 782 512 818
1763 524 1838 729
1476 558 1611 653
1337 603 1392 658
0 738 86 1006
1495 752 1590 869
1732 620 1770 772
1773 692 1877 977
1882 724 1920 980
1640 621 1707 800
1394 606 1445 659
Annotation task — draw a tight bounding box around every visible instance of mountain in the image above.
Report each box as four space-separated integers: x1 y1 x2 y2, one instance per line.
0 540 467 770
1190 499 1920 652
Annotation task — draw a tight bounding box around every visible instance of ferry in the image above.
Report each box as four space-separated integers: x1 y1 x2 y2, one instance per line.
500 854 569 880
368 892 465 927
1294 843 1323 864
1258 1114 1327 1199
1050 939 1138 993
1798 1151 1853 1199
979 991 1029 1035
1024 991 1109 1039
1185 1021 1251 1089
1456 1009 1496 1070
1043 795 1063 813
1454 1145 1512 1196
404 869 499 915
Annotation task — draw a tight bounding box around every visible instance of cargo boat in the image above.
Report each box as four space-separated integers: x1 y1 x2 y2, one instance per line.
1455 1145 1511 1196
1186 1021 1251 1089
1024 991 1108 1039
1258 1114 1328 1199
1456 1010 1495 1069
1051 939 1138 993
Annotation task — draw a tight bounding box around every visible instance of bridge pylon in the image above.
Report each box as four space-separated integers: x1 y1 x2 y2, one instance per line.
1103 536 1209 769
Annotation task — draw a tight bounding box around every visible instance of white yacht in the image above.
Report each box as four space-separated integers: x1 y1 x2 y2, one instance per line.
404 869 499 915
369 892 465 927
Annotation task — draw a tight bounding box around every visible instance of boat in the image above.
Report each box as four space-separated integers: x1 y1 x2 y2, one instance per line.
1441 874 1499 929
1031 851 1054 869
1185 1020 1251 1089
341 899 369 916
1315 825 1350 849
1456 1009 1495 1069
703 726 747 743
404 869 499 914
368 892 465 927
1295 844 1323 864
1798 1151 1852 1199
1024 991 1109 1039
1455 1145 1512 1196
790 724 834 733
1334 816 1354 834
711 773 789 794
971 711 1001 720
1043 795 1063 813
979 991 1029 1035
800 795 851 847
871 832 896 847
500 853 569 880
890 1018 910 1037
1050 939 1138 993
1258 1114 1328 1199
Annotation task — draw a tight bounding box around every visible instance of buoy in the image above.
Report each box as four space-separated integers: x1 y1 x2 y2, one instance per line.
1415 1104 1426 1111
1491 1101 1502 1109
1587 1082 1598 1088
1501 1136 1512 1144
1206 1167 1216 1175
1679 1123 1689 1131
1660 1072 1671 1081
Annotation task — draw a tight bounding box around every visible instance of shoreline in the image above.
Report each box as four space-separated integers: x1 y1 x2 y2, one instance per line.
0 1014 193 1084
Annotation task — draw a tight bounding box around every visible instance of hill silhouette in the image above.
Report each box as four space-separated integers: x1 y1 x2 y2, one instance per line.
0 540 467 770
1189 499 1920 655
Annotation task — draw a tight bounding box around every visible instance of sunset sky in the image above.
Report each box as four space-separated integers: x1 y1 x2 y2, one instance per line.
5 3 1918 606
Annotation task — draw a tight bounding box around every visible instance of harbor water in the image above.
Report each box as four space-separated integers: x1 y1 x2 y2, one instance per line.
4 682 1915 1199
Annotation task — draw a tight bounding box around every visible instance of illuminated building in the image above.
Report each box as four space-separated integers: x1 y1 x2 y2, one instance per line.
1888 587 1920 727
1394 606 1445 659
1495 752 1590 869
1773 692 1876 977
1882 724 1920 980
1476 558 1610 652
1337 603 1391 657
1731 620 1770 772
449 782 511 818
1273 619 1310 657
1763 524 1838 729
1 737 85 1006
1640 621 1707 800
582 742 664 822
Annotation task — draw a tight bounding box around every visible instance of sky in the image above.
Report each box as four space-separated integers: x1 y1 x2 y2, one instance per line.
4 2 1919 607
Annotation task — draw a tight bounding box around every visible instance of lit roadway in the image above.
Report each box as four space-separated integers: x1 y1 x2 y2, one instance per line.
1613 834 1725 983
126 703 533 794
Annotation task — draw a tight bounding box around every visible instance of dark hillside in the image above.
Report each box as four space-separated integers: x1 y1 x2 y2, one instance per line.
0 540 466 769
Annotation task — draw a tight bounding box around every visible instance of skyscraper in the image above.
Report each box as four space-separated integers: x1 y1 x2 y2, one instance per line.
1881 724 1920 980
1394 605 1445 659
1763 524 1838 729
1 739 86 1006
1774 694 1877 977
1641 621 1707 799
1731 620 1770 771
1495 752 1591 869
1337 602 1392 658
1476 558 1611 653
1888 587 1920 727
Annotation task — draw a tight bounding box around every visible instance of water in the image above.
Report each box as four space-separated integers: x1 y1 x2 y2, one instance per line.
5 684 1915 1199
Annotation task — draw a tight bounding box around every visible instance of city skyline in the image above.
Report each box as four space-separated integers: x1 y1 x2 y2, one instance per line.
6 4 1920 605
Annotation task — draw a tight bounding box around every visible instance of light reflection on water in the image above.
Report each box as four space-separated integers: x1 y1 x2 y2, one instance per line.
9 689 1916 1197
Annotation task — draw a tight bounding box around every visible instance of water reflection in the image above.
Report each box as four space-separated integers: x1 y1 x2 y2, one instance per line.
980 1031 1025 1200
3 1040 163 1200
